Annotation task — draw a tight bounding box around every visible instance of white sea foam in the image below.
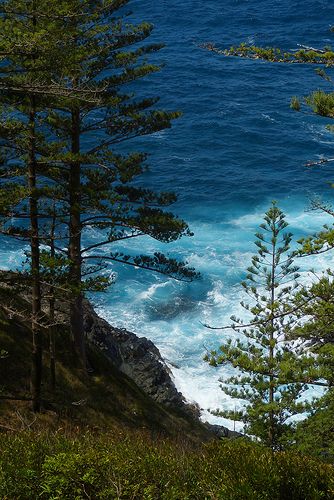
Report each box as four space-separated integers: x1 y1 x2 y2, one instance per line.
138 280 172 300
172 363 245 431
0 248 26 270
229 210 267 228
261 113 278 123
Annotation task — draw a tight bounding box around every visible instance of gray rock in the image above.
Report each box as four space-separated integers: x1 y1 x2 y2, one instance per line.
204 423 243 439
0 269 242 438
83 302 244 438
83 301 200 418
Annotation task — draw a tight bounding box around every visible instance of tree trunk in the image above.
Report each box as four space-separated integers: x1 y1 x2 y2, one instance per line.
49 204 56 391
69 107 86 368
49 307 56 391
29 93 42 412
29 1 43 413
269 231 276 448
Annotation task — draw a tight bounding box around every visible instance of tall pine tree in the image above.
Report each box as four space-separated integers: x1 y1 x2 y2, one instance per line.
205 203 308 448
0 0 198 404
0 0 77 410
202 29 334 444
39 0 198 367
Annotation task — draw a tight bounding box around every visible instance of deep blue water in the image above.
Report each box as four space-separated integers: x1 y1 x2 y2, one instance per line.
2 0 334 427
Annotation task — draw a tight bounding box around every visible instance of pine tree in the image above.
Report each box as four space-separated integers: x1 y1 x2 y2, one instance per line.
0 0 198 395
204 203 308 448
213 28 334 380
0 0 107 407
288 274 334 386
38 0 198 367
281 274 334 457
202 29 334 444
0 0 74 410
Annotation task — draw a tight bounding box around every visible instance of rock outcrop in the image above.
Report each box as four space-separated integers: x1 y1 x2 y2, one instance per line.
83 301 200 418
83 302 243 438
0 268 240 438
205 423 242 439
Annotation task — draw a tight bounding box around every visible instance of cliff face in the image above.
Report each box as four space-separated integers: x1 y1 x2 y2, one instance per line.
83 302 241 439
83 301 200 418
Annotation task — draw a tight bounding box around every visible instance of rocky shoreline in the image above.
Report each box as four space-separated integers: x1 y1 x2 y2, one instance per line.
84 301 241 439
84 301 197 416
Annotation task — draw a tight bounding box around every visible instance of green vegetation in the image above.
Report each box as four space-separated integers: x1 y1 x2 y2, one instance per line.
1 291 334 497
293 390 334 459
202 42 334 65
0 0 197 411
1 5 334 499
205 203 311 448
0 306 210 443
203 25 334 458
0 432 333 499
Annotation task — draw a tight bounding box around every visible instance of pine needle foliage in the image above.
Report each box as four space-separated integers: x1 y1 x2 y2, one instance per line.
205 203 308 448
202 42 334 65
0 0 79 410
202 23 334 454
37 0 199 365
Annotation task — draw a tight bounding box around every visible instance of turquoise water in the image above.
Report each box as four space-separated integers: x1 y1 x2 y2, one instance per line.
2 0 334 427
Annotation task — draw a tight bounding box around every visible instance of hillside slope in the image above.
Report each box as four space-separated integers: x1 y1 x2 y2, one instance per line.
0 309 214 443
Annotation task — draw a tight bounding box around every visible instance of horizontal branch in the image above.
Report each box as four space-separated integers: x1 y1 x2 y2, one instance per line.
305 158 334 167
83 254 193 282
0 303 62 330
81 233 144 254
202 296 313 330
0 395 32 401
200 43 334 65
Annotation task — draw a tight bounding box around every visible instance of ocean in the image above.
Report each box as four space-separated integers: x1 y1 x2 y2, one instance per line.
2 0 334 428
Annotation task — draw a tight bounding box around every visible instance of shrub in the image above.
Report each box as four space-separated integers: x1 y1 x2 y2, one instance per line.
0 432 333 499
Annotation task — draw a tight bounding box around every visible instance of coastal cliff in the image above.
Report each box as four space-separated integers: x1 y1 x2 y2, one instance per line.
0 268 239 438
83 301 241 438
83 301 198 417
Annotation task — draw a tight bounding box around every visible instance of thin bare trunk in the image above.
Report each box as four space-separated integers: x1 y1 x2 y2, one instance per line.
49 202 56 391
49 315 56 390
29 2 42 413
69 107 86 368
269 230 276 448
29 94 42 411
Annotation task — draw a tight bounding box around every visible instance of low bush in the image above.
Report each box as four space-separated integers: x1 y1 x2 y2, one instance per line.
0 432 333 499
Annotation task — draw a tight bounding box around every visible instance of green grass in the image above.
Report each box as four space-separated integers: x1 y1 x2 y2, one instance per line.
2 305 333 499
